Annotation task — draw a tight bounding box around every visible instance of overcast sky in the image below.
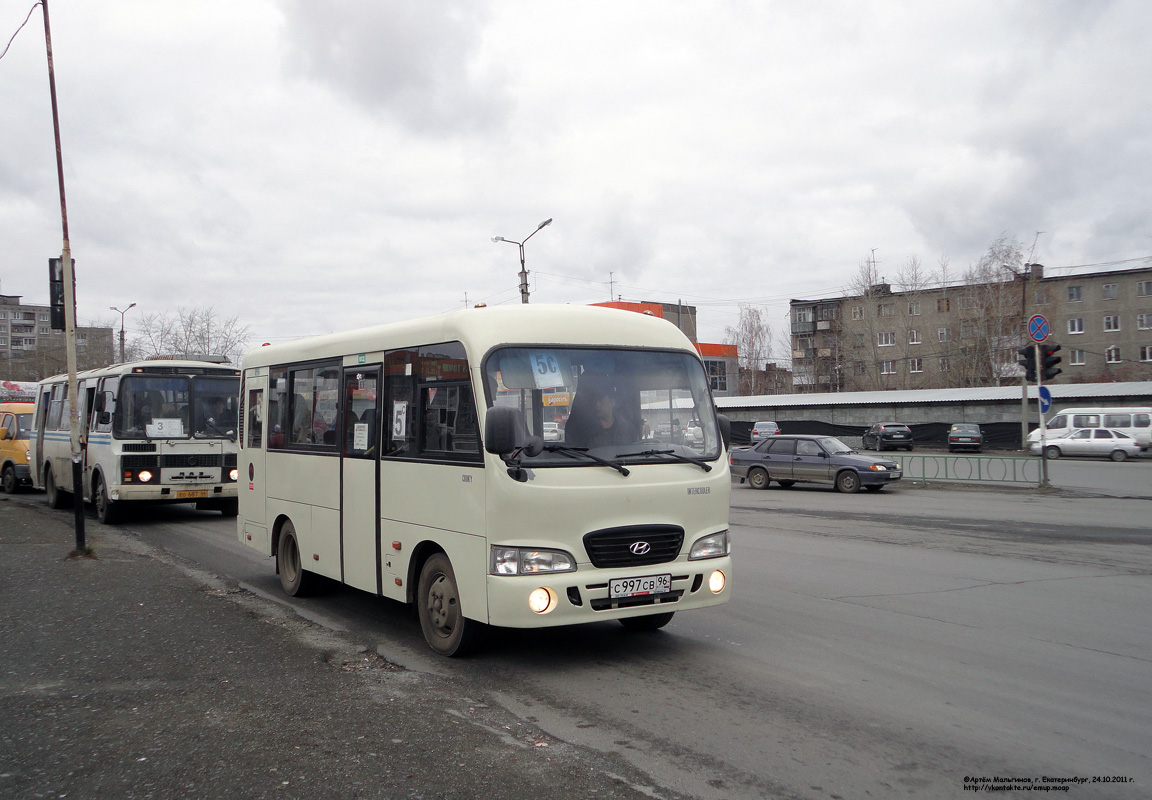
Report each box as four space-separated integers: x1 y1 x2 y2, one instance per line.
3 0 1150 356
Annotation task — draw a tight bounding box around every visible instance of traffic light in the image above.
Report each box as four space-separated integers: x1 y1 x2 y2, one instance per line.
1041 343 1062 381
1018 344 1037 382
48 257 66 330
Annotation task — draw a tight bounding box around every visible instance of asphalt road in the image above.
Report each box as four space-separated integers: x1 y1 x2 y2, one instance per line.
57 479 1152 800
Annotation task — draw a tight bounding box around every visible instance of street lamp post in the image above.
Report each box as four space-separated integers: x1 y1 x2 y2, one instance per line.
492 218 552 304
110 302 136 362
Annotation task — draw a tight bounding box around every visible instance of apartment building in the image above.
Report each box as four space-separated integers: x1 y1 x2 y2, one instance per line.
790 264 1152 392
0 294 114 381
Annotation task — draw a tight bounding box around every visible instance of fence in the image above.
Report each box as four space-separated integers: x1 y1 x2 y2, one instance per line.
889 452 1042 487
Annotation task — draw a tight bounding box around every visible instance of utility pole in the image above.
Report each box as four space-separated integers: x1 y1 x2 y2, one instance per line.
42 0 86 552
491 218 552 304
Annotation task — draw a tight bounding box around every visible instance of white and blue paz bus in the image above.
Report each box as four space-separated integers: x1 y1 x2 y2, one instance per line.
236 304 733 656
31 360 241 523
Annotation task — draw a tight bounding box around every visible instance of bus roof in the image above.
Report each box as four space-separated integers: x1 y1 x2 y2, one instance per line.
241 304 699 370
37 360 241 385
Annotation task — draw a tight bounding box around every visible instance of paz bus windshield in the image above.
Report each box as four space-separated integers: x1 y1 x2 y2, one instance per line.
114 375 240 440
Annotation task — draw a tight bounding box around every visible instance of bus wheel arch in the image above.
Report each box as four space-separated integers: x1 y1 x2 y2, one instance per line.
44 464 69 509
276 517 318 597
92 469 118 525
416 551 484 657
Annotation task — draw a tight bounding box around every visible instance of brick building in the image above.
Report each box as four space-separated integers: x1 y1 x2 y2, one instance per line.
0 294 114 381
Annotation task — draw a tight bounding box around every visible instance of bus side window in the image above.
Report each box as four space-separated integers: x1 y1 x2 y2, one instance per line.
247 389 264 449
1136 414 1151 428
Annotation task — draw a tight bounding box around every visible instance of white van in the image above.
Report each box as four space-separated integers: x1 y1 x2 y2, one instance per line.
1028 407 1152 450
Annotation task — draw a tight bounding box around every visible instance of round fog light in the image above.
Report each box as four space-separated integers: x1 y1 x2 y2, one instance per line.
528 587 555 614
708 570 726 594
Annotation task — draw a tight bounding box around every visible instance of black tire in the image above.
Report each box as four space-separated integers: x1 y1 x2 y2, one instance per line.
1044 445 1061 460
864 485 883 492
45 467 69 509
747 468 770 490
1110 450 1127 462
1 464 17 494
94 474 119 525
220 498 239 517
619 611 675 631
777 479 796 488
417 553 483 657
277 521 318 597
835 470 861 494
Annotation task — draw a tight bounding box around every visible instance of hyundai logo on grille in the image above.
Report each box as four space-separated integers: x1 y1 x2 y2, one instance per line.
628 541 651 555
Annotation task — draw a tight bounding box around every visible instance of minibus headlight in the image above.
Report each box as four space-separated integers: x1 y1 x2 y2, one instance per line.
490 547 575 575
689 530 729 560
228 468 239 481
137 470 154 483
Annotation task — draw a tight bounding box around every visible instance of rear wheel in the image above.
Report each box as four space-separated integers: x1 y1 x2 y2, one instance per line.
94 475 119 525
747 468 770 490
835 470 861 494
1044 445 1061 460
2 465 17 494
1110 450 1128 462
45 467 69 509
619 611 675 631
277 521 318 597
418 553 483 657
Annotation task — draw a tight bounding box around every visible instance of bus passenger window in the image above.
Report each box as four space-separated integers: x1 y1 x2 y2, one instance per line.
247 389 263 449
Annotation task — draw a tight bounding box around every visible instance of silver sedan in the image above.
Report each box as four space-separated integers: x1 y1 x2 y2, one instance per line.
1029 428 1143 461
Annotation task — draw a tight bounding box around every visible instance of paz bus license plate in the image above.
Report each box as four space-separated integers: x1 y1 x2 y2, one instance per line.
610 574 671 599
176 490 210 499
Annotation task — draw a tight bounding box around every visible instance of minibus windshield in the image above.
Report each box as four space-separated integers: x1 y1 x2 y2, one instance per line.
485 347 721 464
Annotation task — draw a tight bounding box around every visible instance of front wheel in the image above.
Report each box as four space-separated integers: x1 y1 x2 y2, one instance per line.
1110 450 1128 462
835 470 861 493
45 467 69 509
747 468 770 490
1044 445 1061 460
94 475 119 525
277 521 318 597
418 553 483 657
619 611 675 631
1 465 17 494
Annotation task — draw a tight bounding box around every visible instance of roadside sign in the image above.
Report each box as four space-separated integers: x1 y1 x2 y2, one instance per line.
1028 314 1050 343
1039 386 1052 413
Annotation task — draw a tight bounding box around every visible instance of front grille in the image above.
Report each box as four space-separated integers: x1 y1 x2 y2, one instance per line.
583 525 684 568
122 443 157 453
223 453 237 468
161 453 221 468
589 590 684 611
122 455 159 470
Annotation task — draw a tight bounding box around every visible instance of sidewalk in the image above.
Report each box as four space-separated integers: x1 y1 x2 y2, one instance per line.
0 495 671 800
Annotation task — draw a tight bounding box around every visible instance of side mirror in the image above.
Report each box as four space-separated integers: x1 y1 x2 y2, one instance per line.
484 406 522 455
716 414 732 450
98 412 112 425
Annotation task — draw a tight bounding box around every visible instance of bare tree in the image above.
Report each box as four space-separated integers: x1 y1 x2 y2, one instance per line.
127 307 252 365
725 304 773 395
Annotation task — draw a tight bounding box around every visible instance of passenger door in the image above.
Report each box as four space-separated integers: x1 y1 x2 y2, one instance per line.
340 367 381 595
792 438 831 482
762 438 795 480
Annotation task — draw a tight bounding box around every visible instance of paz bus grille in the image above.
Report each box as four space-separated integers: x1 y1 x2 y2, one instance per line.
582 525 684 568
161 454 222 468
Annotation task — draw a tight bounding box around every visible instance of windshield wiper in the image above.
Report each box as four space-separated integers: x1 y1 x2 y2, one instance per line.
615 448 712 472
198 420 236 440
541 444 630 476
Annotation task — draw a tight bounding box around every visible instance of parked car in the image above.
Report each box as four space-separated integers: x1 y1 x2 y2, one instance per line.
730 434 902 493
1029 428 1142 461
862 423 914 451
750 421 779 443
947 423 983 453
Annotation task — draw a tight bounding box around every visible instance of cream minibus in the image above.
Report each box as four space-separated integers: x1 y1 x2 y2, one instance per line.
236 304 733 656
1027 407 1151 451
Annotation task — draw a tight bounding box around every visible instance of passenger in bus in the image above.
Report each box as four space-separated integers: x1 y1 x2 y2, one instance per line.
269 424 286 448
565 374 637 448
